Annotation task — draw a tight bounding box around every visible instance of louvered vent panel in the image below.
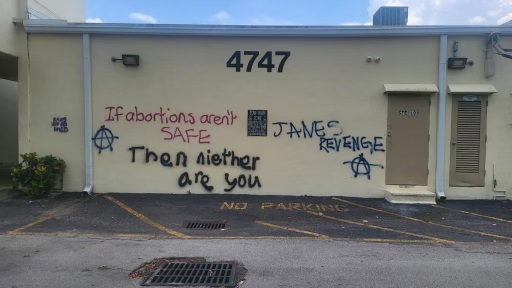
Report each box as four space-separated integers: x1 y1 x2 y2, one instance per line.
455 101 481 174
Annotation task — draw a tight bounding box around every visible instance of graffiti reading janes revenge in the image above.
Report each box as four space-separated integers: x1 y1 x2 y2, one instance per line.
272 119 386 180
104 106 238 144
128 146 262 193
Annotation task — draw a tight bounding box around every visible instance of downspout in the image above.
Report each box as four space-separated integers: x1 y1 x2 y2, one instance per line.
82 33 93 194
435 35 447 201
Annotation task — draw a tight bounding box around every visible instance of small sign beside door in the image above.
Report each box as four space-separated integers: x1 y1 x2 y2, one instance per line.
398 110 419 116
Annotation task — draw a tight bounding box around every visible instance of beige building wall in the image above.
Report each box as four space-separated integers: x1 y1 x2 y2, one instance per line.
28 34 84 191
84 35 439 196
23 32 512 199
28 0 85 22
445 36 512 199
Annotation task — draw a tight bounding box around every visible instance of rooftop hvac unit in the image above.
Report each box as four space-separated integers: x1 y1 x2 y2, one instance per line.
373 6 408 26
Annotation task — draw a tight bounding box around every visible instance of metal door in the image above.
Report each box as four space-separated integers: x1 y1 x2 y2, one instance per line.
386 95 430 185
449 95 487 187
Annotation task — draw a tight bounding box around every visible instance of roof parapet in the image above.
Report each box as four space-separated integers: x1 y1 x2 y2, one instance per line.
22 19 512 37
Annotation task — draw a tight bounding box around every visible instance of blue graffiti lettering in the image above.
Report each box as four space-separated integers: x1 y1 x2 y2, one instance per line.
273 120 336 139
320 136 385 154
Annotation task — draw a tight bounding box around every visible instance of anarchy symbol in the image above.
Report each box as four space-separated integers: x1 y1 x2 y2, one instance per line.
91 125 119 154
343 153 384 180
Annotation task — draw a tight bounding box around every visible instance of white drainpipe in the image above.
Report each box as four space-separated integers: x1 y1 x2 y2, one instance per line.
82 33 93 194
435 35 448 201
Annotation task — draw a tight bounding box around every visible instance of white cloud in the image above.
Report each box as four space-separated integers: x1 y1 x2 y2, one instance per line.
368 0 512 25
469 16 486 24
214 11 230 24
86 17 103 23
129 12 157 24
498 12 512 24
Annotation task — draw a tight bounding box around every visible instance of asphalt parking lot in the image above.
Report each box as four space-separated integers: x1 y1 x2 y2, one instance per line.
1 190 511 244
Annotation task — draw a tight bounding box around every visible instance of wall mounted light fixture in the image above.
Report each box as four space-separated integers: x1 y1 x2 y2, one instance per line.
447 57 467 69
111 54 140 66
447 41 467 69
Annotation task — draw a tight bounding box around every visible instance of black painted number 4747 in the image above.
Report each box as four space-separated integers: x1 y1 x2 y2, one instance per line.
227 51 291 72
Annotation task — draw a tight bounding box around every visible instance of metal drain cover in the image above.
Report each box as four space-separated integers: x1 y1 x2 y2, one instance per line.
183 221 227 230
142 262 236 287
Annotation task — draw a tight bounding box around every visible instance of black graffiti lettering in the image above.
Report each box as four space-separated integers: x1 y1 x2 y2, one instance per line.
251 156 260 171
343 153 384 180
301 120 326 138
224 173 237 192
302 121 314 138
249 175 262 188
129 146 188 168
224 173 262 192
160 153 173 167
221 149 231 165
196 149 260 171
176 152 188 167
194 171 213 192
272 122 288 137
178 172 193 187
274 120 333 139
238 175 247 188
287 122 302 138
128 146 145 162
211 154 222 166
314 120 326 137
146 149 158 163
230 154 253 170
240 156 251 170
130 146 262 193
197 152 205 164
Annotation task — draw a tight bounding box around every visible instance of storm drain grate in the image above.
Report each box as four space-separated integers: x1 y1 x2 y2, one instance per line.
184 221 227 230
142 262 236 286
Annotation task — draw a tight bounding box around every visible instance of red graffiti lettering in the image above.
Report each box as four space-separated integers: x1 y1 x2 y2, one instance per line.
160 127 211 144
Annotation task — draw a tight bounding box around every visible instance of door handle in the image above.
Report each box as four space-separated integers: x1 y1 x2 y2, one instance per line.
452 139 457 145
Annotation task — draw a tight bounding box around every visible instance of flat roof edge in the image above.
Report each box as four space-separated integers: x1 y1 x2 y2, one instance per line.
23 20 512 37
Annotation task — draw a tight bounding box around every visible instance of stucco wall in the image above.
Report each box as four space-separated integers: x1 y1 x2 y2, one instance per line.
28 34 84 191
445 36 512 199
28 0 85 22
85 35 439 196
0 79 18 165
24 33 512 199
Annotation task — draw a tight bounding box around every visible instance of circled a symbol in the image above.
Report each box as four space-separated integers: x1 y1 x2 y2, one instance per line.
92 125 119 154
343 153 384 180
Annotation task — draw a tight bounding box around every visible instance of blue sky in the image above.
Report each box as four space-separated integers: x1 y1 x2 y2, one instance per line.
86 0 512 26
86 0 369 25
